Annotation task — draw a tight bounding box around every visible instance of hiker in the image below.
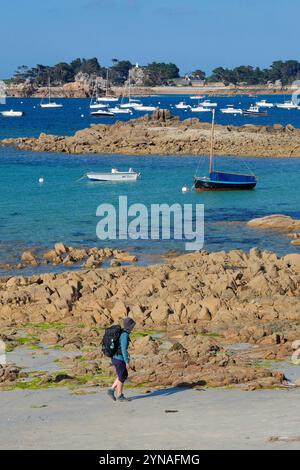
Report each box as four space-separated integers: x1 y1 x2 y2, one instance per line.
107 317 136 402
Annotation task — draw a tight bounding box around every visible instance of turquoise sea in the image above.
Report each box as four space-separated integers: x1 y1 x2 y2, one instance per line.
0 94 299 275
0 146 299 275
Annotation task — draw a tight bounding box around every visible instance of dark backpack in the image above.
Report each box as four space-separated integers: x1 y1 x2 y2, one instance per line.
102 325 123 357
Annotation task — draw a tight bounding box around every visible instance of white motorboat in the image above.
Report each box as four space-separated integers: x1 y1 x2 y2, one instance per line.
120 99 143 109
276 100 298 109
175 101 191 109
1 109 24 117
109 106 132 114
191 106 211 113
190 95 205 99
90 109 114 117
255 99 274 108
199 100 218 108
134 105 156 112
86 168 141 182
243 105 267 116
40 102 63 108
220 105 243 114
40 78 63 108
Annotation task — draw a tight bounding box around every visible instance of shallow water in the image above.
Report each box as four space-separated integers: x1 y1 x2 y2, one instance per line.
0 147 299 275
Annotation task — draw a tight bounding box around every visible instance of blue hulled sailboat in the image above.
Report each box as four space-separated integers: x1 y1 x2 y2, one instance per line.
194 110 257 191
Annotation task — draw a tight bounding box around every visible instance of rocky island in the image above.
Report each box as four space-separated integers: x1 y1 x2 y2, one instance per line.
2 109 300 158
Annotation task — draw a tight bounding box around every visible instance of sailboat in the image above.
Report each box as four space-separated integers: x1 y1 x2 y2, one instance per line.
194 110 257 191
97 69 119 102
40 78 63 108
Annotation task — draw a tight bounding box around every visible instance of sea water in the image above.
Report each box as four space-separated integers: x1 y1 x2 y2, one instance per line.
0 146 299 275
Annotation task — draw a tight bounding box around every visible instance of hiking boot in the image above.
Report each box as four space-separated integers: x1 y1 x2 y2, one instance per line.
117 394 132 402
107 388 116 402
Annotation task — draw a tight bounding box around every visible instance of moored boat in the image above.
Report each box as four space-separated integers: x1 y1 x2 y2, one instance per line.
40 78 63 108
199 99 218 108
255 99 274 108
175 101 191 109
194 110 257 191
86 168 141 182
220 105 243 114
90 109 114 117
243 105 267 116
276 100 298 109
0 109 24 117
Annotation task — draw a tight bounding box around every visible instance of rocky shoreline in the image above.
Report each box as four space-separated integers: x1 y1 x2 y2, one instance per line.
2 109 300 157
1 247 300 392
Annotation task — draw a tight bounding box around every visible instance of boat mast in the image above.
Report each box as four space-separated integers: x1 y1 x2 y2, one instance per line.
209 109 215 174
48 77 51 103
106 69 109 97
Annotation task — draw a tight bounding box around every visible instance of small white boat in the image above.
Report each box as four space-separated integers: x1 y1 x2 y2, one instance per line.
175 101 191 109
120 100 143 109
86 168 141 182
255 99 274 108
134 105 156 112
1 109 24 117
243 105 267 116
199 100 218 108
109 106 132 114
276 100 298 109
220 105 243 114
97 96 119 102
40 102 63 108
90 109 114 117
40 78 63 108
191 106 211 113
190 95 205 100
90 102 108 109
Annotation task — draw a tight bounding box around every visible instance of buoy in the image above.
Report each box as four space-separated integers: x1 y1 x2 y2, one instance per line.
81 114 84 118
33 106 36 109
39 177 44 184
182 186 190 193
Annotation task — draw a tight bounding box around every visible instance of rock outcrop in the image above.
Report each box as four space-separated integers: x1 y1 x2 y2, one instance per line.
2 111 300 157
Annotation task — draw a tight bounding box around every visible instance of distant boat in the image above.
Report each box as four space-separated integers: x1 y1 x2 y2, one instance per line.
175 101 191 109
243 105 267 116
97 69 119 102
1 110 24 117
90 109 114 117
190 95 205 99
109 106 132 114
194 110 257 191
134 105 156 112
90 102 109 109
220 105 242 114
255 99 274 108
276 100 298 109
199 99 218 108
86 168 141 182
120 99 143 109
191 105 211 113
40 78 63 108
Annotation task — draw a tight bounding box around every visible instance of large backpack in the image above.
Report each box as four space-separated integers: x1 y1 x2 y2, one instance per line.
101 325 123 357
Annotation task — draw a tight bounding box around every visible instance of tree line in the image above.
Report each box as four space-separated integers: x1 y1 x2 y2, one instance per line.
12 58 300 87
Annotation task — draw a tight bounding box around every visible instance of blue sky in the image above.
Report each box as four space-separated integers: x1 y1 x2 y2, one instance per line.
1 0 300 77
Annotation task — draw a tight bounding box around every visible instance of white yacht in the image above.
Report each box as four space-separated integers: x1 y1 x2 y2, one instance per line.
86 168 141 182
1 110 24 117
97 69 119 102
220 105 243 114
40 79 63 108
175 101 191 109
90 102 109 109
191 105 211 113
255 99 274 108
134 105 156 112
109 106 132 114
199 99 218 108
90 109 114 117
120 99 143 109
276 100 298 109
190 95 205 99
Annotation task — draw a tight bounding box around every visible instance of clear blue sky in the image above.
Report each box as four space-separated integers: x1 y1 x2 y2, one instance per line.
1 0 300 77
